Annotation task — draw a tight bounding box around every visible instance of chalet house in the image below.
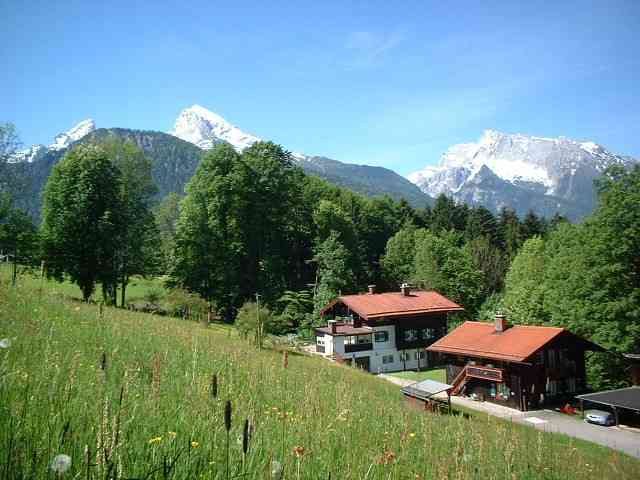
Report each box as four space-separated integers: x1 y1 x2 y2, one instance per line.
427 314 603 411
315 284 463 373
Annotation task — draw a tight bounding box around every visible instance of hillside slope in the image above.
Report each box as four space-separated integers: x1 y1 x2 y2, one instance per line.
0 269 638 479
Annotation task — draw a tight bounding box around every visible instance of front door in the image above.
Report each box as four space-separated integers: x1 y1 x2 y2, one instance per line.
354 356 370 371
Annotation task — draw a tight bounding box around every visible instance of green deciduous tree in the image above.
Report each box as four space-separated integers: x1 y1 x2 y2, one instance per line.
503 236 548 325
381 223 417 287
41 145 123 301
101 139 160 306
412 230 484 316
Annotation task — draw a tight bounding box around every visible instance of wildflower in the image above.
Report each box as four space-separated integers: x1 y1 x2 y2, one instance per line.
0 338 10 349
376 450 396 465
74 306 80 311
148 436 162 444
168 431 177 439
50 454 72 474
409 432 416 438
191 441 199 448
292 445 305 458
270 460 283 480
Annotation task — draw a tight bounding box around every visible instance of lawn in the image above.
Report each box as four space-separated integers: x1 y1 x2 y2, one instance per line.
389 368 446 383
1 268 639 479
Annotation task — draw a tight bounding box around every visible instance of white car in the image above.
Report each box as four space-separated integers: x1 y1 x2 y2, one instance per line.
584 409 615 426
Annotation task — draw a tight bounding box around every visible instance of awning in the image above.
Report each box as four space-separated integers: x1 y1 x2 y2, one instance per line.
401 379 453 401
575 386 640 412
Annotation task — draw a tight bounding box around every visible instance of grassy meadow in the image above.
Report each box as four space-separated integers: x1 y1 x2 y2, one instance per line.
1 268 639 479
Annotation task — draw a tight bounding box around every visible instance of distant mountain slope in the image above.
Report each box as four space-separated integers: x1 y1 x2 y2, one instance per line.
167 105 431 206
408 130 637 220
13 121 430 220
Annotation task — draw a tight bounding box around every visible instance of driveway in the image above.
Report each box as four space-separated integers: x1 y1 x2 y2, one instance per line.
380 374 640 459
515 410 640 459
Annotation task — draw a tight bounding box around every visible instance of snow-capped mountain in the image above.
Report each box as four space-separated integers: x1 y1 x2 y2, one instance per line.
170 105 261 152
11 119 96 163
408 130 637 219
49 119 96 151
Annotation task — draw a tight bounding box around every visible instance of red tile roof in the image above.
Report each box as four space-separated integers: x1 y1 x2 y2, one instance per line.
324 290 464 320
427 321 568 363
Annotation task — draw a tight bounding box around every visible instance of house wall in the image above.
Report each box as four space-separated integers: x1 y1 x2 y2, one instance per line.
441 334 591 411
317 324 438 373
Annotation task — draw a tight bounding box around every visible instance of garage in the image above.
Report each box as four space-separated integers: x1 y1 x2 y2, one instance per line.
576 386 640 427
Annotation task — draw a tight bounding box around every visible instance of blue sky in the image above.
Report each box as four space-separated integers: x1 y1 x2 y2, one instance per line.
3 0 639 175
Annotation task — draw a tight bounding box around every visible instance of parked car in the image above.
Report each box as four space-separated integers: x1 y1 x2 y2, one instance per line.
584 409 615 426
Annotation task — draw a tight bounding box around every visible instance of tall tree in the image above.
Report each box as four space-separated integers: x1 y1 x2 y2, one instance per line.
154 192 182 272
170 143 247 321
498 207 523 259
412 230 484 316
313 232 355 314
101 139 159 306
41 145 123 301
503 236 548 325
381 223 417 287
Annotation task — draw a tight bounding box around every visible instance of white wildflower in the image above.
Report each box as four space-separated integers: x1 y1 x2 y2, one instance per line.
270 460 283 480
50 454 72 474
0 338 10 349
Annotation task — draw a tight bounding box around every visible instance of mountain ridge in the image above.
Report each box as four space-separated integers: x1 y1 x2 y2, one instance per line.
408 129 637 220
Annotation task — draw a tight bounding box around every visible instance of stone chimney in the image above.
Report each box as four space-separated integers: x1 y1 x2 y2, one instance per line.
494 312 508 332
400 283 411 296
328 320 337 334
367 285 376 295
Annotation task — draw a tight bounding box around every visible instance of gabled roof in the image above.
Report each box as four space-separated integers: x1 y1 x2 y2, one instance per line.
322 291 463 320
427 321 601 363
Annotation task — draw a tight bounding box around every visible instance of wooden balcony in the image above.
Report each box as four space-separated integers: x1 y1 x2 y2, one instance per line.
466 365 504 382
344 343 373 353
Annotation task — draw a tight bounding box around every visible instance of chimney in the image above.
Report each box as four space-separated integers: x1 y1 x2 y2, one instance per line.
367 285 376 295
494 312 508 332
328 320 337 334
400 283 411 296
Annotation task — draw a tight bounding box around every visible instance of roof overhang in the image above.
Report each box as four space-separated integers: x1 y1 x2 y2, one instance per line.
576 386 640 412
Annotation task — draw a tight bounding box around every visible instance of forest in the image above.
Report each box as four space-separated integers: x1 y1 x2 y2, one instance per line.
1 122 639 390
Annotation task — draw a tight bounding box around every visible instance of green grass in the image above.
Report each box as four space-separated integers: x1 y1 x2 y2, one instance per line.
389 368 446 383
1 269 638 479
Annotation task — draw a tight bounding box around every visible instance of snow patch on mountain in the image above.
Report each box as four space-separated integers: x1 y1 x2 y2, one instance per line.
408 129 633 199
10 119 96 163
170 105 261 152
49 119 96 151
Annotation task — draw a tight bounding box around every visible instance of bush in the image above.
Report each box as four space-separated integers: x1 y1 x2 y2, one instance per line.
163 287 209 321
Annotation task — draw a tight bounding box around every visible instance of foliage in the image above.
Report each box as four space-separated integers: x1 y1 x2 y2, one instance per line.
380 223 417 287
313 232 355 313
100 139 160 306
412 230 484 316
163 286 210 320
235 300 289 346
154 192 182 271
503 236 548 325
41 145 123 301
476 292 505 323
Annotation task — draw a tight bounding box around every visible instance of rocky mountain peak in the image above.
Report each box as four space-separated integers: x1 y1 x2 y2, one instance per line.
49 119 96 151
170 105 261 152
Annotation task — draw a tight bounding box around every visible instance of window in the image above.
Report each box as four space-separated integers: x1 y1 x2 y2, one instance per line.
316 336 325 346
414 350 426 360
535 351 544 365
404 329 419 342
374 331 389 342
422 328 437 340
357 334 372 344
344 336 356 345
400 351 410 361
382 355 394 364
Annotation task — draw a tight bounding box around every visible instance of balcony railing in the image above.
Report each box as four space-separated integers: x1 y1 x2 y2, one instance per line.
344 343 373 353
466 365 504 382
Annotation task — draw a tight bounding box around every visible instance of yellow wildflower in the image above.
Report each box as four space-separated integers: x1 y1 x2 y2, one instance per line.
168 431 177 438
148 436 162 444
191 441 200 448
